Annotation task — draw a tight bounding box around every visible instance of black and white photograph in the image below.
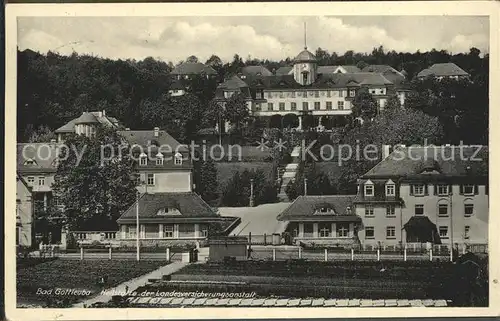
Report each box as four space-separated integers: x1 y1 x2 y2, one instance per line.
4 2 499 319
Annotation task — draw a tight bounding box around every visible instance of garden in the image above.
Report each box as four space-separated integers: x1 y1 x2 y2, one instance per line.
16 258 168 307
131 258 488 306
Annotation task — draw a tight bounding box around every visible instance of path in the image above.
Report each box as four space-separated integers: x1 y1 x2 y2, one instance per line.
73 261 188 307
278 146 301 201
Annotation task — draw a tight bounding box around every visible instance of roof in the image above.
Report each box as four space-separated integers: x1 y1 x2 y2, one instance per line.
170 62 217 75
55 111 121 133
275 66 293 75
277 195 360 222
362 65 400 74
417 63 469 78
294 48 316 62
338 65 361 73
318 65 339 74
362 146 488 180
74 112 99 124
116 192 220 223
117 130 189 153
218 75 250 90
241 65 273 77
17 143 60 173
219 203 292 236
170 80 186 90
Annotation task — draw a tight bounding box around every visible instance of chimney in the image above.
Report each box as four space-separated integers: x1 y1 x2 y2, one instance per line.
154 127 159 137
102 110 106 116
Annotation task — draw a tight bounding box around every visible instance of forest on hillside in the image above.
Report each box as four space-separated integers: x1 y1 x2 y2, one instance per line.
17 46 489 144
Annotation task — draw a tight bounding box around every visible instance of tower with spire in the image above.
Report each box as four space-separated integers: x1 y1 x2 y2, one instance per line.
293 21 318 86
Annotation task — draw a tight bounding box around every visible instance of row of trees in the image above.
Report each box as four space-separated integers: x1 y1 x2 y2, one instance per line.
18 46 488 144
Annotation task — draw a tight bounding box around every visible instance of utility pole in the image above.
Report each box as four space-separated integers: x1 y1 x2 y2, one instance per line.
136 190 140 261
249 178 254 207
449 188 454 262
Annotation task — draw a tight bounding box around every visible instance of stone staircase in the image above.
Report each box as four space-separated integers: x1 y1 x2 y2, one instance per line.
277 147 301 202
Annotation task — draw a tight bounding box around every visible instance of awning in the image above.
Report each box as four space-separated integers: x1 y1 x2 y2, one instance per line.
403 216 441 244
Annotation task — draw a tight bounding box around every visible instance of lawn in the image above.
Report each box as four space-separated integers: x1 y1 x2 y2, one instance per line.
216 162 275 193
17 259 167 307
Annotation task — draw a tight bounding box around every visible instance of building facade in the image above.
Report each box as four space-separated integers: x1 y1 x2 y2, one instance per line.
215 47 410 131
16 174 33 247
417 63 470 81
54 110 121 142
354 145 488 247
277 195 361 246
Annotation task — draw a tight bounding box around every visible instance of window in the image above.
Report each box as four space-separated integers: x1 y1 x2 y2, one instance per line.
412 184 425 196
314 102 321 110
415 204 424 216
462 184 475 195
25 159 35 165
365 204 374 217
290 92 296 98
139 156 147 166
164 224 174 238
147 174 155 186
386 205 396 217
314 91 320 98
156 155 164 165
386 226 396 239
338 101 344 110
339 90 344 98
201 228 209 238
174 153 183 165
386 184 395 196
279 102 285 111
439 226 449 238
326 102 332 110
302 102 309 111
336 223 349 237
437 184 449 195
365 227 375 239
291 102 297 111
319 223 331 237
255 103 261 111
327 91 331 98
268 103 274 111
438 203 448 216
349 89 356 97
27 176 35 185
256 91 263 99
364 183 374 196
464 226 470 239
38 176 45 186
279 92 284 98
464 203 474 217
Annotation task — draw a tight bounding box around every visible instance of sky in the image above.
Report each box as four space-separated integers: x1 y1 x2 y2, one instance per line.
18 16 489 64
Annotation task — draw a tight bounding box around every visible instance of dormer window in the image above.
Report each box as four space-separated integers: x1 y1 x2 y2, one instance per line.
364 181 374 197
349 89 356 97
156 153 164 165
24 158 36 166
385 180 395 197
174 152 183 165
139 154 147 166
27 176 35 185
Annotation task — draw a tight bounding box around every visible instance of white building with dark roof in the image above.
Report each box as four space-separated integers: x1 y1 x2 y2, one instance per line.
215 46 409 130
54 110 121 142
170 62 218 80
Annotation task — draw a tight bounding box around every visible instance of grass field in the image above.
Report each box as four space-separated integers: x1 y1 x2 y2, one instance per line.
17 259 167 307
216 162 275 193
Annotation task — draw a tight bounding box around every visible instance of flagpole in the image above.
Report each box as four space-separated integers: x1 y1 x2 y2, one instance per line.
136 190 140 261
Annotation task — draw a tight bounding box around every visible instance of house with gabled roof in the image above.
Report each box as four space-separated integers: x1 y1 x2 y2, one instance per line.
277 195 361 247
355 145 488 247
170 62 218 80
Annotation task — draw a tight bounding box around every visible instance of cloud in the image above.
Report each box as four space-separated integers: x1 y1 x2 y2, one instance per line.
17 16 489 63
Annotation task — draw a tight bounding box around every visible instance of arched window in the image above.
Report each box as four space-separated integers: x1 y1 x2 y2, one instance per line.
437 199 449 217
464 198 474 217
139 153 147 166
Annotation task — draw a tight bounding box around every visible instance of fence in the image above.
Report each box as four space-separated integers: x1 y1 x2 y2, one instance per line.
248 243 488 262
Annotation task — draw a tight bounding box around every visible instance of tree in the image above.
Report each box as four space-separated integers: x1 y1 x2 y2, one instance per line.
186 55 199 63
52 126 137 230
224 93 250 130
221 169 277 206
27 125 57 143
194 158 219 206
351 92 378 121
384 94 401 111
